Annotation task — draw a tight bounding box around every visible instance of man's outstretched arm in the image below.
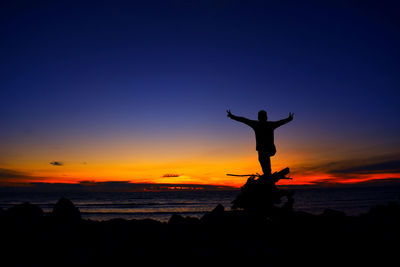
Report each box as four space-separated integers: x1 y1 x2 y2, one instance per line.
273 112 294 128
226 109 254 126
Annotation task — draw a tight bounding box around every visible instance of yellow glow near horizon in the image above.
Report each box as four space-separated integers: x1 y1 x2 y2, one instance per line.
2 130 399 188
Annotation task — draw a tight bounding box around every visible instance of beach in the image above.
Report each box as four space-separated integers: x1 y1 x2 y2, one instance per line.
1 187 399 266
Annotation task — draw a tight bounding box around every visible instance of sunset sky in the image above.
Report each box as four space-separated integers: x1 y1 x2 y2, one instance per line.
1 0 400 189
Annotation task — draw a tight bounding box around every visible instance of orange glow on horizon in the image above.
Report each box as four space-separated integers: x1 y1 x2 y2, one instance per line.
2 140 399 189
3 170 399 189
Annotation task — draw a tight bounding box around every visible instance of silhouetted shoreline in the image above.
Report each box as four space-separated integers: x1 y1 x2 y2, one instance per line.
1 197 399 266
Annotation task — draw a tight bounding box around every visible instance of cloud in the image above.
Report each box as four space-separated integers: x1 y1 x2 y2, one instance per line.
329 160 400 175
290 153 400 186
0 168 43 186
294 153 400 177
0 168 30 180
162 173 181 178
50 161 63 166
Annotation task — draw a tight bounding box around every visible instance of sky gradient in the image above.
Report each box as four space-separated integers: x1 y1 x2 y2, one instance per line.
1 0 400 189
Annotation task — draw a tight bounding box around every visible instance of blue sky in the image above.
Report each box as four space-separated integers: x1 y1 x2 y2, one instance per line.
1 0 399 187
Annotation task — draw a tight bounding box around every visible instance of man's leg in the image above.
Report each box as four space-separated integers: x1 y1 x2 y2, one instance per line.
258 151 271 175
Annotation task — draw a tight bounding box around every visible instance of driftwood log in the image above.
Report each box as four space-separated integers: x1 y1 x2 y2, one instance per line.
231 167 294 214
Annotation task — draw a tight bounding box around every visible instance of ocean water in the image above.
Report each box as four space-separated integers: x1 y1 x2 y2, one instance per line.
1 186 399 222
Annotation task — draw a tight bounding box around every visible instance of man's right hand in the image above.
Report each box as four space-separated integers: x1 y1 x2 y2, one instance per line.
226 109 233 118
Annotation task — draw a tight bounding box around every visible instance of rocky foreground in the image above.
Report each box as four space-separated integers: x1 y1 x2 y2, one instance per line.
0 198 399 266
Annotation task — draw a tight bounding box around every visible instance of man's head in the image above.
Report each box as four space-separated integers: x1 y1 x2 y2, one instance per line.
258 110 267 121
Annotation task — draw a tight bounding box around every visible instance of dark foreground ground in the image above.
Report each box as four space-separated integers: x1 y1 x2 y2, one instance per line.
1 198 399 267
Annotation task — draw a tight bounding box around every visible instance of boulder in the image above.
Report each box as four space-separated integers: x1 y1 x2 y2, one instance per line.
200 204 225 224
7 202 44 222
51 197 81 222
321 208 346 217
168 214 200 226
168 214 185 226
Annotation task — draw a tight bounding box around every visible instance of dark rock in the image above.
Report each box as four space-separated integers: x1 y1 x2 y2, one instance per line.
168 214 185 225
51 197 81 222
184 216 200 225
365 202 400 222
169 214 200 227
200 204 225 223
7 202 44 222
212 203 224 214
321 208 346 217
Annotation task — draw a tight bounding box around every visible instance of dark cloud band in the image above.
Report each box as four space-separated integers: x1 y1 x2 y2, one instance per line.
162 174 181 178
50 161 63 166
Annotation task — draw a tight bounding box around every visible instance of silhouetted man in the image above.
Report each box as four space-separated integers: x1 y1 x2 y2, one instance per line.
227 109 294 175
